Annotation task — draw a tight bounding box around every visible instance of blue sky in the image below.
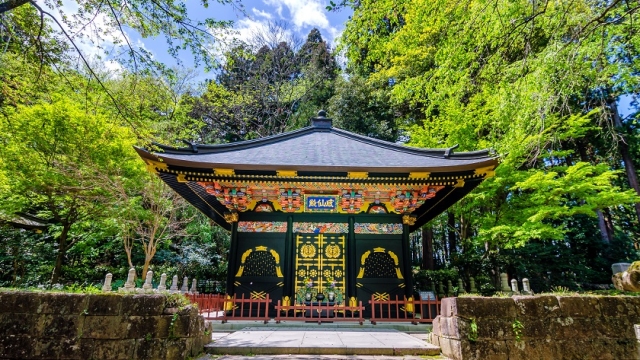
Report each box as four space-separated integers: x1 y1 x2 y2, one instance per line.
56 0 351 78
128 1 352 75
55 0 635 116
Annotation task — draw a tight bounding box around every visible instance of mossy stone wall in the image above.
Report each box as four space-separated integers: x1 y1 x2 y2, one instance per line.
0 291 208 359
431 295 640 360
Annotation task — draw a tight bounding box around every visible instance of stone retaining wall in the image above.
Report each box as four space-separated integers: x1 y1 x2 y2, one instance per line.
431 295 640 360
0 291 209 359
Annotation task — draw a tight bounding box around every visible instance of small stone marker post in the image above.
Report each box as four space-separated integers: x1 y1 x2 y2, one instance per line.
522 278 531 295
469 277 477 293
190 278 198 294
500 273 510 291
510 279 519 294
447 280 454 296
181 276 189 293
438 282 445 297
124 268 136 292
170 275 179 292
458 278 466 293
102 273 112 292
158 273 167 291
142 271 153 290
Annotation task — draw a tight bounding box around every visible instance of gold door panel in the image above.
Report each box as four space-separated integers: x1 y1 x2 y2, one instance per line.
294 233 346 302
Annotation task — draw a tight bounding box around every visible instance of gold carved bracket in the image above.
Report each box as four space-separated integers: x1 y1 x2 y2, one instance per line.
402 214 416 226
474 166 496 179
224 211 239 223
145 159 167 174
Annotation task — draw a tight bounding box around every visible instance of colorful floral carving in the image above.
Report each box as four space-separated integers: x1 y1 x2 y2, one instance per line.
237 221 287 232
254 203 274 212
354 223 403 234
293 222 348 233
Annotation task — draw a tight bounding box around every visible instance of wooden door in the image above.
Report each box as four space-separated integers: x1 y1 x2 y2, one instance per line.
294 233 346 303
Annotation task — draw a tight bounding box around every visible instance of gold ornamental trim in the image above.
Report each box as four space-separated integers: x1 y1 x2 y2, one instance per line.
145 159 168 174
300 244 317 258
250 291 267 299
373 292 389 301
276 170 298 177
389 251 399 266
347 172 369 179
236 247 284 278
474 166 496 179
402 214 416 226
409 172 430 179
224 212 239 223
325 244 341 258
214 168 235 176
357 247 404 279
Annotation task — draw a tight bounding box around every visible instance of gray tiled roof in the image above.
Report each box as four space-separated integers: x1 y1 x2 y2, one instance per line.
148 125 496 173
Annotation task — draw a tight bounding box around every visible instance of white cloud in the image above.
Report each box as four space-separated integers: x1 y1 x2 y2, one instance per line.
262 0 339 43
211 17 296 58
252 7 273 19
55 1 127 57
103 60 124 73
50 0 153 72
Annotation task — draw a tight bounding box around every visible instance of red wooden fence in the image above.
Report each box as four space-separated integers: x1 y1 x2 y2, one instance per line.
185 293 439 325
274 300 365 325
185 293 225 319
185 293 271 323
369 295 440 325
221 293 271 323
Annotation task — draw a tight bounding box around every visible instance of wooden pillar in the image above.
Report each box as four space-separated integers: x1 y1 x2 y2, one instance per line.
347 216 357 301
402 223 414 297
225 221 239 295
284 215 294 297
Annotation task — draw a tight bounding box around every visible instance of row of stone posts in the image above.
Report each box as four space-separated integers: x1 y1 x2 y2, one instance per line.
101 268 199 294
429 273 533 297
503 274 532 295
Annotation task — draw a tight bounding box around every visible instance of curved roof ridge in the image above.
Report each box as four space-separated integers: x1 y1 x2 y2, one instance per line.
152 124 493 160
154 125 317 154
328 128 493 159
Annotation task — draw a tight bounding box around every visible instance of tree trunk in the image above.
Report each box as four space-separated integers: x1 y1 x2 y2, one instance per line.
441 221 449 264
610 100 640 224
447 211 457 260
142 255 151 281
50 223 71 284
596 210 612 243
141 243 157 281
576 139 614 243
422 226 434 270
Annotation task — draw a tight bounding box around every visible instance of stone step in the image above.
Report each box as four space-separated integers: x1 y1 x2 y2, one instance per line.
207 320 433 334
197 355 451 360
204 327 441 356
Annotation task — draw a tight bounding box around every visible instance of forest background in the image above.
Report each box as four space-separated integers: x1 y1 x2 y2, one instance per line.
0 0 639 294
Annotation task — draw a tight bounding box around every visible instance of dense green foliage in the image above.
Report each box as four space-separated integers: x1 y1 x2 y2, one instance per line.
341 0 640 291
1 1 639 294
0 6 232 287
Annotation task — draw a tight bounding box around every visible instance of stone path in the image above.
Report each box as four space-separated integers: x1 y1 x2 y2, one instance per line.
204 327 441 357
198 355 450 360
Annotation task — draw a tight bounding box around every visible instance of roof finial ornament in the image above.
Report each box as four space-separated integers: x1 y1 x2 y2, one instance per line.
311 110 332 128
443 144 459 158
182 139 198 153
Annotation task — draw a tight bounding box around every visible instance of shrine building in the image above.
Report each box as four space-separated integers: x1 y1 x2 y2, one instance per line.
135 111 498 312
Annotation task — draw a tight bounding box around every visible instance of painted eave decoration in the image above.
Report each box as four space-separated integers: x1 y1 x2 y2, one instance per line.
135 112 499 232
